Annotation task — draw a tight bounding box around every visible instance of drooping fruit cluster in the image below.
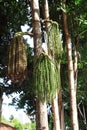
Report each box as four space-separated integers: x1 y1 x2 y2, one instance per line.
7 36 27 83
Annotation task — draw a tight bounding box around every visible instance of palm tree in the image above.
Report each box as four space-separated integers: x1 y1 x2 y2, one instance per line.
31 0 48 130
62 1 79 129
0 89 3 122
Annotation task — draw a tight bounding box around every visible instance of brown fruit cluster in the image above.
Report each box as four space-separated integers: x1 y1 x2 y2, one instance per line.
7 36 27 83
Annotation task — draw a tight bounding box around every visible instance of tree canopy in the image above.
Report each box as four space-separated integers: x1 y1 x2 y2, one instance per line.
0 0 87 129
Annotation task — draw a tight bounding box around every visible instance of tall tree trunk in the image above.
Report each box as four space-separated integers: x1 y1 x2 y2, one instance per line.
58 60 65 130
74 37 78 93
43 1 61 130
58 88 65 130
0 90 3 122
31 1 48 130
62 1 79 130
43 0 50 53
36 98 48 130
39 99 48 130
43 0 50 31
52 92 61 130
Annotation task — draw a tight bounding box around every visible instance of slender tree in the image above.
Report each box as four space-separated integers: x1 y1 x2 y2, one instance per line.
31 1 48 130
58 88 65 130
62 1 79 129
52 93 61 130
43 1 62 130
0 89 3 122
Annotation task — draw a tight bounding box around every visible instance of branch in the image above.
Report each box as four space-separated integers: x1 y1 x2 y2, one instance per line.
74 29 87 46
41 19 53 24
78 100 84 118
14 32 33 37
79 29 87 37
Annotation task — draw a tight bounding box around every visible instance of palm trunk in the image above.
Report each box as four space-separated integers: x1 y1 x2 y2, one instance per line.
31 1 48 130
73 39 78 93
43 0 50 31
62 1 79 130
0 90 3 122
43 1 61 130
58 61 65 130
36 98 40 130
43 0 50 53
52 92 61 130
36 98 48 130
58 89 65 130
39 99 48 130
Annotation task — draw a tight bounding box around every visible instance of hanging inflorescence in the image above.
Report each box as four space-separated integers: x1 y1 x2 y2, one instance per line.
7 36 27 83
48 21 63 59
34 21 63 102
34 53 60 102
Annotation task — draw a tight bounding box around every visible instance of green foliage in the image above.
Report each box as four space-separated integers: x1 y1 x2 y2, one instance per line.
48 21 63 58
1 115 33 130
34 21 62 102
34 53 60 102
0 0 30 36
29 122 36 130
1 116 10 124
1 0 87 129
13 118 23 130
1 116 23 130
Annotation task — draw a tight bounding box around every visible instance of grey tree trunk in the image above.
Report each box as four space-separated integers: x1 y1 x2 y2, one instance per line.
58 61 65 130
58 89 65 130
43 1 61 130
43 0 50 31
73 38 78 93
31 1 48 130
0 90 3 122
52 92 61 130
62 1 79 130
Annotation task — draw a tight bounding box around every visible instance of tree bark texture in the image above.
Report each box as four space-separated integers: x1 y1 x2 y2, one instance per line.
52 92 61 130
31 0 42 62
57 61 65 130
58 89 65 130
43 0 50 31
43 1 61 130
0 90 3 122
36 98 48 130
43 0 50 54
73 40 78 94
31 1 48 130
62 1 79 130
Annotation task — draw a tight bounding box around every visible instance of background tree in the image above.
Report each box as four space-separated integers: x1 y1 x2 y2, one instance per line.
0 0 87 129
62 0 79 129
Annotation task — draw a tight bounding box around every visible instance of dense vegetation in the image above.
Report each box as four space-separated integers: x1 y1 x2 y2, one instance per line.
1 115 36 130
0 0 87 129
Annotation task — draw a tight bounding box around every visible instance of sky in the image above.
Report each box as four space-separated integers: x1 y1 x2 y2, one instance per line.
2 93 31 123
21 24 34 48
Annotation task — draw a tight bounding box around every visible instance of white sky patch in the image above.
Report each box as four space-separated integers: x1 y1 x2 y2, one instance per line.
2 94 31 123
0 78 3 83
21 25 34 48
